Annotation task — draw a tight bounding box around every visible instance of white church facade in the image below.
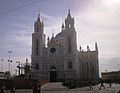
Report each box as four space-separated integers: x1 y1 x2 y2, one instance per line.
31 10 99 82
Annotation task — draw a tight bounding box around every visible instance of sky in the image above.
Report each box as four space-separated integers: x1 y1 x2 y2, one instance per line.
0 0 120 75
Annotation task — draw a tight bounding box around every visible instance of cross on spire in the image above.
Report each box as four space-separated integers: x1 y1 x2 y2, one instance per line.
38 10 40 17
69 9 70 13
52 29 54 37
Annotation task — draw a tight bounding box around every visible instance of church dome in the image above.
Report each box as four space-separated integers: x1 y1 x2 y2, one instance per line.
55 32 64 46
55 32 63 39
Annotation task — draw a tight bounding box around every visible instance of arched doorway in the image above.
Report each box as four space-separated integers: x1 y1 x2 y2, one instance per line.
50 66 57 82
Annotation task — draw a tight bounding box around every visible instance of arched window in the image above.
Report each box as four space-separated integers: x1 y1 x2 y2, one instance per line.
68 36 71 52
92 67 94 75
68 61 73 69
68 24 71 28
50 65 56 70
36 25 39 32
36 39 39 55
35 63 39 70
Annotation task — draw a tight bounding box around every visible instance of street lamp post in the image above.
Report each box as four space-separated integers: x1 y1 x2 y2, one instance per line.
8 51 12 75
1 59 4 72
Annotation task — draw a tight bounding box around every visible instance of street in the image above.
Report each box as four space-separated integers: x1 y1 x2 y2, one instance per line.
6 82 120 93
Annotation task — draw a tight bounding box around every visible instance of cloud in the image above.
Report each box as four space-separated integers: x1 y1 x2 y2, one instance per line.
76 0 120 29
40 13 62 38
0 22 32 58
74 0 120 58
100 57 120 72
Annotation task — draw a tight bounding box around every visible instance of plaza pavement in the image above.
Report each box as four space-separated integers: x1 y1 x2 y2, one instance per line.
7 82 120 93
41 82 120 93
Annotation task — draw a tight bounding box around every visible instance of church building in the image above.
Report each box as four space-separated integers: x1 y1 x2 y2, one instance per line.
31 10 99 81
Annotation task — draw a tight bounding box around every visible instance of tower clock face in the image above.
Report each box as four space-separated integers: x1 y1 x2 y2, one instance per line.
50 47 56 53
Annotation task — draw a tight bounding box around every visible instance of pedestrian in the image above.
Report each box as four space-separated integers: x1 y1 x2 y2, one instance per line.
33 80 41 93
37 84 41 93
11 83 16 93
99 78 105 90
89 80 93 90
0 82 7 93
107 78 112 88
117 90 120 93
11 88 16 93
115 79 118 84
33 81 38 93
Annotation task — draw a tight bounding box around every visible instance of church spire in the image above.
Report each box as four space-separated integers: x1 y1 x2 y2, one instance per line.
61 23 65 31
79 46 82 52
47 36 50 47
67 9 71 19
87 45 90 51
65 9 74 29
95 42 98 54
37 12 41 23
34 12 44 33
52 33 54 37
38 12 40 18
52 29 54 37
61 23 64 28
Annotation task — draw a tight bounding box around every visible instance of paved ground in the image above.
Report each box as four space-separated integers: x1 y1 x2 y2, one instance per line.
42 82 120 93
6 82 120 93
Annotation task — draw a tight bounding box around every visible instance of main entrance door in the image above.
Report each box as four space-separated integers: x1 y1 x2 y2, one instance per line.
50 66 57 82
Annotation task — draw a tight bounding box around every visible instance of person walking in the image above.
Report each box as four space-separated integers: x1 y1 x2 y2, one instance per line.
0 82 7 93
33 80 41 93
89 80 93 90
99 78 105 90
108 78 112 88
33 82 38 93
37 84 41 93
11 88 16 93
11 83 16 93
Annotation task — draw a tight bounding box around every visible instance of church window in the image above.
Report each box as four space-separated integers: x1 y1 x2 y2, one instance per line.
68 36 71 52
92 67 94 75
50 47 56 53
37 25 39 31
68 24 71 28
36 39 39 55
68 61 73 69
35 63 39 70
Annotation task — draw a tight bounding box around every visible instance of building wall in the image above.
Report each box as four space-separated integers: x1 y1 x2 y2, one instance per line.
78 49 99 80
102 71 120 80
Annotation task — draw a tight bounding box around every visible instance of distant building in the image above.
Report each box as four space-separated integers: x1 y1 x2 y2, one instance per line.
0 72 5 79
101 71 120 80
4 71 11 79
0 71 11 79
31 9 99 81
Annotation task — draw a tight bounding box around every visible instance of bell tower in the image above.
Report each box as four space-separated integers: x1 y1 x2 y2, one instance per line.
63 9 78 78
31 13 46 73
